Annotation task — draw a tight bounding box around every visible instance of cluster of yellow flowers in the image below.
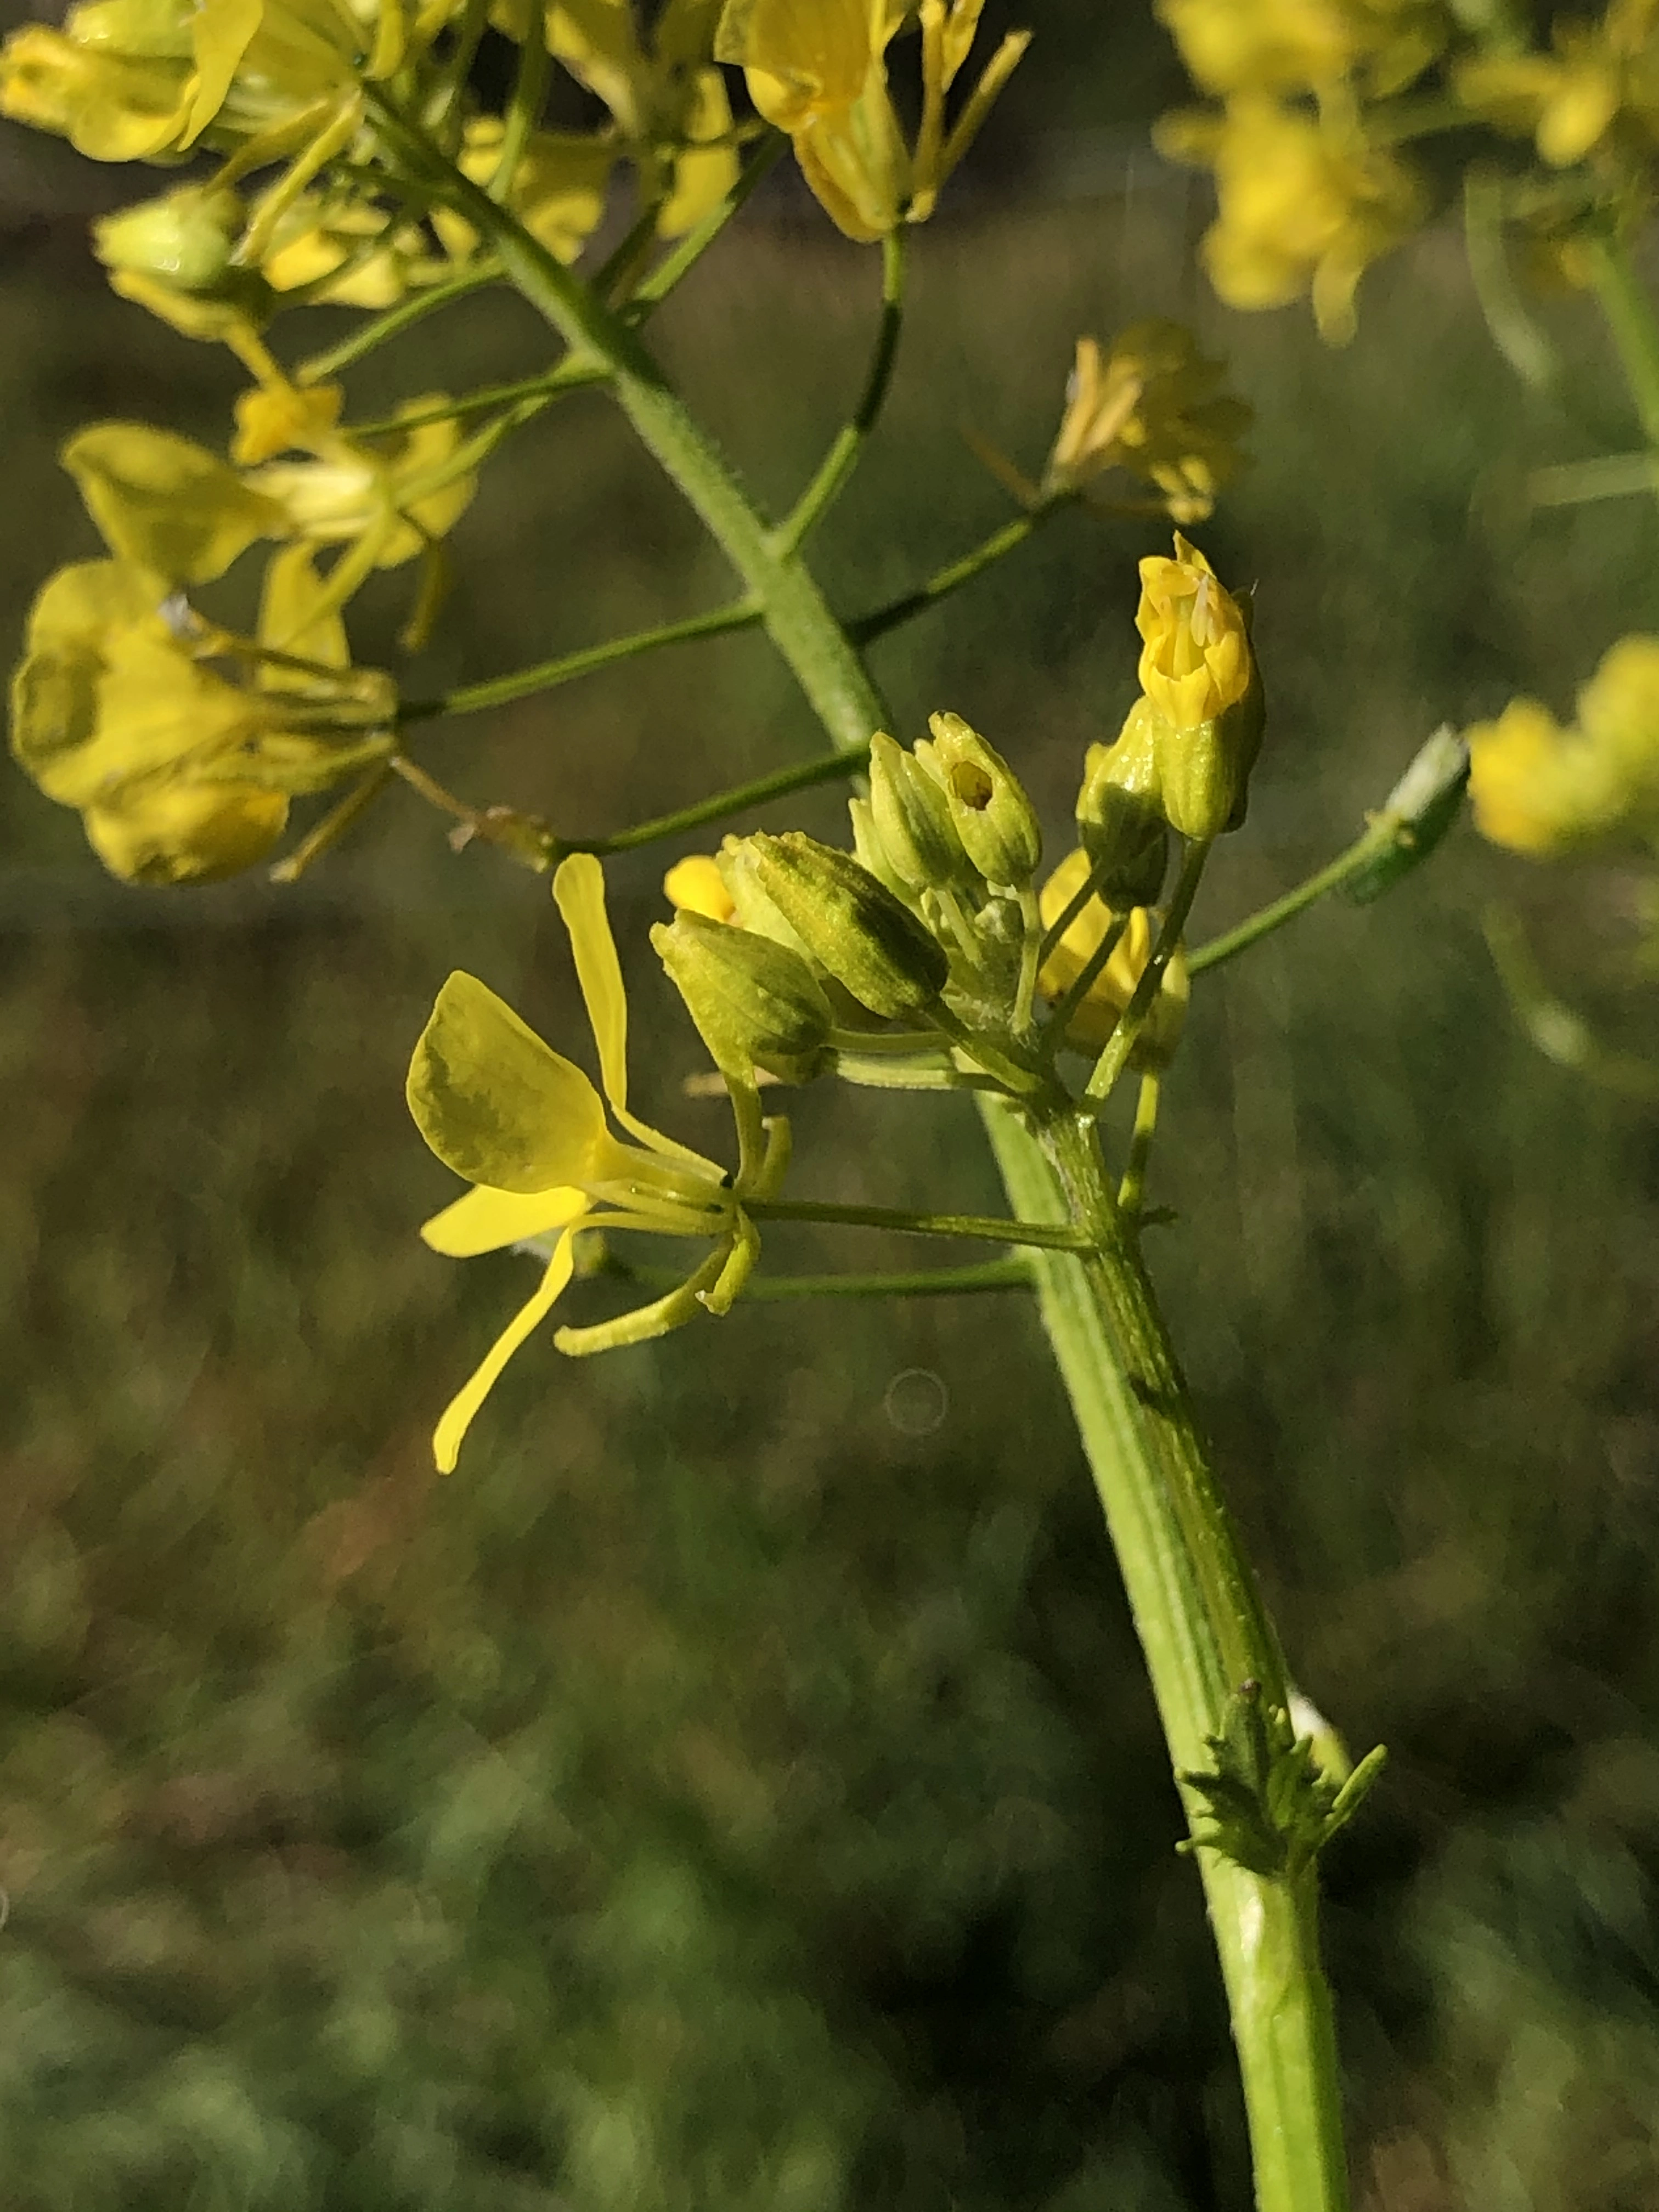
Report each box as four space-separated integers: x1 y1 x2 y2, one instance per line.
1466 635 1659 857
1155 0 1659 336
1043 322 1252 524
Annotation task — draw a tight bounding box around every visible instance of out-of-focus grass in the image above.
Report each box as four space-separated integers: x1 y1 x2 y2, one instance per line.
2 150 1658 2212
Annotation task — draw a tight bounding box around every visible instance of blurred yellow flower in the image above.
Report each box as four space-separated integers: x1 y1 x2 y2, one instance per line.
1046 323 1252 522
1159 95 1425 340
409 855 783 1470
1468 636 1659 855
716 0 1029 241
1156 0 1442 100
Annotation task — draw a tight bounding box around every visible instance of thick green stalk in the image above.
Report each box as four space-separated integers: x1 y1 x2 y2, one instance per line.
409 120 1356 2210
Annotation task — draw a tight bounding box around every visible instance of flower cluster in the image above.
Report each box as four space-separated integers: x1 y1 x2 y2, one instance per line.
1467 634 1659 856
1156 0 1659 335
715 0 1029 241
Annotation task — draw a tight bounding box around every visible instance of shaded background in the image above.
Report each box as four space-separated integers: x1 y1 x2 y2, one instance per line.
3 9 1659 2207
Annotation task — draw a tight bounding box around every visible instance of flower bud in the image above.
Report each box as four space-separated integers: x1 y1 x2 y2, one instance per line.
1132 537 1263 839
663 852 737 924
716 834 818 962
848 795 911 902
920 712 1042 888
652 910 835 1085
866 730 972 893
737 832 948 1019
1075 697 1170 906
93 184 243 292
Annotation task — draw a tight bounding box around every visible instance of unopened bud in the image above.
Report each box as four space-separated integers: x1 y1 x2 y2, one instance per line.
1152 670 1266 841
738 831 948 1018
1135 534 1264 840
716 834 819 963
1076 697 1170 906
848 794 911 902
867 730 972 893
652 911 835 1085
921 712 1041 888
93 184 243 292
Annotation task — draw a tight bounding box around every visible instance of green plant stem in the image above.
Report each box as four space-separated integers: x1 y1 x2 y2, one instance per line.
1188 819 1396 977
350 358 608 439
606 1256 1033 1300
567 745 871 856
1085 840 1211 1103
988 1106 1349 2212
776 228 906 555
398 600 763 724
1118 1073 1160 1218
744 1197 1094 1253
849 492 1076 645
432 117 1354 2211
1587 235 1659 452
297 261 503 383
626 132 786 314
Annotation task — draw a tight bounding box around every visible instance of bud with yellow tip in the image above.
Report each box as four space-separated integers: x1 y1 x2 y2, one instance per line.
652 910 836 1086
1133 534 1264 839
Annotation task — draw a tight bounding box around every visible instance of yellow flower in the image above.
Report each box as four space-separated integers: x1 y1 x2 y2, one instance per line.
1046 323 1252 522
408 855 787 1470
1159 95 1425 341
8 553 394 882
1136 533 1252 730
1156 0 1442 101
546 0 740 238
1469 635 1659 855
431 121 615 264
1453 0 1659 172
1036 848 1190 1063
715 0 1029 241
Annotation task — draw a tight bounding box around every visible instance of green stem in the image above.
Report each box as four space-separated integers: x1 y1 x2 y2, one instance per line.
986 1105 1348 2212
1118 1071 1160 1218
1587 234 1659 456
398 600 763 724
297 261 504 383
370 94 885 753
1187 822 1392 977
744 1197 1094 1254
625 132 786 314
349 358 607 439
849 492 1076 645
436 104 1354 2210
488 14 549 203
775 227 907 555
607 1255 1032 1300
570 744 870 857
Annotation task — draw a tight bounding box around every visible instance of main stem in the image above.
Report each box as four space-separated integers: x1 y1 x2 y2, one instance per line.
420 131 1352 2210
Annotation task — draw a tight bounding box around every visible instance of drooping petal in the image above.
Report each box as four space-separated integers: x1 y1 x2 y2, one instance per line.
421 1182 587 1257
432 1232 577 1472
554 1240 728 1357
62 421 283 585
407 970 617 1194
551 851 630 1113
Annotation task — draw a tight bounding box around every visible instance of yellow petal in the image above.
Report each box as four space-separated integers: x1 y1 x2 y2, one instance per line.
432 1233 577 1472
258 543 348 668
22 557 164 652
183 0 260 142
420 1182 587 1256
663 851 736 923
83 780 289 885
407 970 614 1193
552 851 630 1114
63 421 283 584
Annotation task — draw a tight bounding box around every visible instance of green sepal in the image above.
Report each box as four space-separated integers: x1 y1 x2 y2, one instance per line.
1076 698 1171 906
921 710 1041 888
652 910 836 1086
739 831 948 1019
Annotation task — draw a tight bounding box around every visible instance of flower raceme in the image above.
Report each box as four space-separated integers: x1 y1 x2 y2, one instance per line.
715 0 1030 241
408 855 792 1472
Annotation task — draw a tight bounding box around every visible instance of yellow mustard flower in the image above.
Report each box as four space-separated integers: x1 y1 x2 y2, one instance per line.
8 552 394 882
1159 95 1426 341
1045 323 1252 522
1036 848 1190 1063
1156 0 1442 101
544 0 740 238
1453 0 1659 172
1469 635 1659 855
430 121 616 267
715 0 1029 241
408 854 788 1470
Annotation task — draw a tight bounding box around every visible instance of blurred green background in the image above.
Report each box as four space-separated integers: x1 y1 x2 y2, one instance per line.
4 10 1659 2208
